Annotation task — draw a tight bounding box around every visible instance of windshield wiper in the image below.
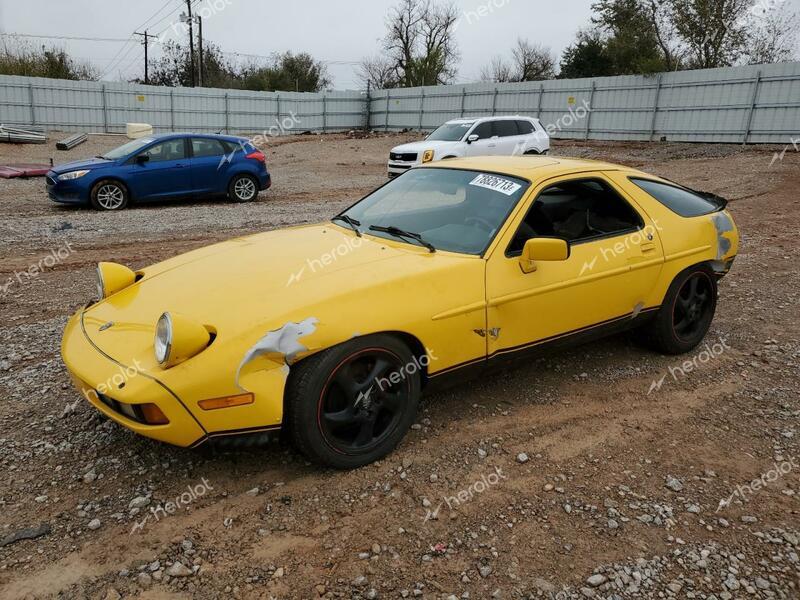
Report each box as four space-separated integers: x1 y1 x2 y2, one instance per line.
332 214 362 237
369 225 436 253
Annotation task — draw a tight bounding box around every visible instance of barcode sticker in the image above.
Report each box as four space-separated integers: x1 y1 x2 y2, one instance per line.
469 173 522 196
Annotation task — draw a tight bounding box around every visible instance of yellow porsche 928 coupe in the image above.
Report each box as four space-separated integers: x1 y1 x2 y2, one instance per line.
62 156 738 468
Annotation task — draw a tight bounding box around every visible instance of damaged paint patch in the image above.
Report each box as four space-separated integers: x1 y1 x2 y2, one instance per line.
631 302 645 319
711 212 734 260
236 317 319 389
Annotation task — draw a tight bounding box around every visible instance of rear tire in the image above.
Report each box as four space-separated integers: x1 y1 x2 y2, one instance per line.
286 334 420 469
228 173 259 202
90 179 129 211
636 265 718 355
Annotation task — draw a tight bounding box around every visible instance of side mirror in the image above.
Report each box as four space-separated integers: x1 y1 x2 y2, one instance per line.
135 154 150 164
520 237 569 274
467 134 479 144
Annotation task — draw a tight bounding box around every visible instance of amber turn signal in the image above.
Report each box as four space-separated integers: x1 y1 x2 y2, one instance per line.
198 393 255 411
140 403 169 425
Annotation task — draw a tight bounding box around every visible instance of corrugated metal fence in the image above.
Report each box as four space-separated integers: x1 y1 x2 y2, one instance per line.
0 75 367 135
1 61 798 143
369 62 800 144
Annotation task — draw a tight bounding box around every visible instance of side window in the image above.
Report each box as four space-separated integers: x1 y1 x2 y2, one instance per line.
141 139 186 163
493 120 519 137
630 178 720 217
516 120 535 135
192 138 228 158
507 178 644 255
471 122 494 140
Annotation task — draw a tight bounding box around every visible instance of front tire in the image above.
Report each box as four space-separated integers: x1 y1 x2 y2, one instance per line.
637 265 718 355
228 173 259 202
90 179 129 211
286 334 421 469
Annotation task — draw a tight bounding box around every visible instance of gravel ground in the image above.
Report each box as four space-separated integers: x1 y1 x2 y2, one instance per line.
0 132 798 599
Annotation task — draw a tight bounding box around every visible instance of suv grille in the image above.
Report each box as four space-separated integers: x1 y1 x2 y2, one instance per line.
390 152 418 162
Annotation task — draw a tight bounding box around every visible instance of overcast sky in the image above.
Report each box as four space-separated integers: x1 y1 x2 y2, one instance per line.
0 0 596 88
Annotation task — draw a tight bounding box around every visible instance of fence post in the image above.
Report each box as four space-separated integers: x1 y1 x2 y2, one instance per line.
460 87 467 118
28 83 36 127
276 93 281 125
322 94 327 133
364 84 372 131
584 81 595 141
224 92 230 133
418 88 425 131
169 89 175 131
491 88 499 116
649 74 662 142
742 70 762 145
100 84 108 133
536 83 544 119
385 90 391 131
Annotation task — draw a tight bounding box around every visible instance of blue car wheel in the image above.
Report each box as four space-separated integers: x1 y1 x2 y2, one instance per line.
90 179 129 211
228 174 259 202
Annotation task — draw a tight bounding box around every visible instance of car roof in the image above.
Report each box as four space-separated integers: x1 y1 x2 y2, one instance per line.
418 155 647 182
150 132 248 144
445 116 537 125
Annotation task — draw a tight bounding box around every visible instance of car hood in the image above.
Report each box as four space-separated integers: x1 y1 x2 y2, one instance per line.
391 140 462 155
81 223 476 367
51 157 114 175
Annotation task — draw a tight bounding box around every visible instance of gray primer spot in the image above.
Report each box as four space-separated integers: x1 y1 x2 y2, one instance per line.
711 212 734 260
236 317 319 389
631 302 645 319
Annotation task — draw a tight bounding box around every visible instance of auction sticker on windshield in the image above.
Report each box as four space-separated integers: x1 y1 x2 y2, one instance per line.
469 173 522 196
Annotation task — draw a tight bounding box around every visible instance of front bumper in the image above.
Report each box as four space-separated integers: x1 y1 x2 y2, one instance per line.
46 172 90 205
387 161 418 178
61 310 206 447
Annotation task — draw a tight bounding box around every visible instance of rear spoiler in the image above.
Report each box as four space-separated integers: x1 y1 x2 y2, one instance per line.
691 189 728 211
661 177 729 211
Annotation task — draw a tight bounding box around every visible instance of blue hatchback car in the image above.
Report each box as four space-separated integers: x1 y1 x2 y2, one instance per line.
46 133 271 210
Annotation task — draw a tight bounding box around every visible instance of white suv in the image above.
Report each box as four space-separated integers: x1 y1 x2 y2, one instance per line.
387 116 549 177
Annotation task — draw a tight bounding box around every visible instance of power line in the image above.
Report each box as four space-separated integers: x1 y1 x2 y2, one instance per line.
0 32 131 43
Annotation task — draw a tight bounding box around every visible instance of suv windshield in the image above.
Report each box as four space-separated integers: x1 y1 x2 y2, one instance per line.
340 168 529 255
426 122 474 142
101 137 156 160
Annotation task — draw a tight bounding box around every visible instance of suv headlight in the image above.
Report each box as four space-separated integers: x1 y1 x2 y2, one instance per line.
59 170 90 181
422 150 435 163
97 262 137 299
155 312 211 368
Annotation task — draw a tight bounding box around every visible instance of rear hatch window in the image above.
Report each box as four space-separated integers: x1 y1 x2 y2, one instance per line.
630 178 727 217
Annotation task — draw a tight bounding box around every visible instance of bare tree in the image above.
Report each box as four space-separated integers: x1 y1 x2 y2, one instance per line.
368 0 459 88
512 39 557 80
358 56 398 89
746 3 799 63
480 56 514 82
481 39 556 82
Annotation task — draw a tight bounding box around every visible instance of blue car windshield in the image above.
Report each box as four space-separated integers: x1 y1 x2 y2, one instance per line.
101 137 156 160
341 168 529 255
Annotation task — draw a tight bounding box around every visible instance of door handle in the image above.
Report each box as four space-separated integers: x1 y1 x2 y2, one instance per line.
174 163 186 168
640 242 656 253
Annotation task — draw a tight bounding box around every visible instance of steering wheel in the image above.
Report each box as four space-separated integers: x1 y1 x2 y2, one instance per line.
464 216 494 233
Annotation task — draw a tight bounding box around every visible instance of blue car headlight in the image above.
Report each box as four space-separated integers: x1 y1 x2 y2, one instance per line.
58 170 90 181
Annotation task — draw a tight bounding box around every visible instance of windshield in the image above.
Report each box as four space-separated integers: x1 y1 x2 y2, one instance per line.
340 168 529 255
101 137 156 160
426 122 474 142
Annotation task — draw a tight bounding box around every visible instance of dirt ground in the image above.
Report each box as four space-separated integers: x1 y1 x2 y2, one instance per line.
0 131 798 600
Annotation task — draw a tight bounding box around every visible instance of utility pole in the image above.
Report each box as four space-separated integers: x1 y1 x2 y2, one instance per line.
134 31 150 84
181 1 196 87
197 15 204 87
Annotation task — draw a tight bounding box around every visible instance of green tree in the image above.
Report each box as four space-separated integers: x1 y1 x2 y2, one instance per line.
592 0 668 73
0 41 96 80
559 30 616 78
